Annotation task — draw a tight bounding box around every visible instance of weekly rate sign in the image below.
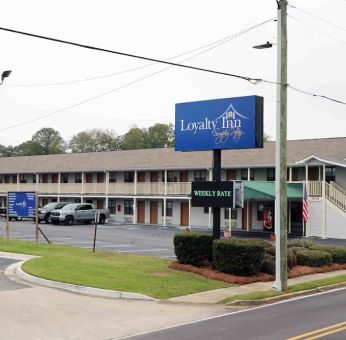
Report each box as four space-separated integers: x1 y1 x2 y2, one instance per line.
8 191 36 218
191 181 234 208
175 95 263 151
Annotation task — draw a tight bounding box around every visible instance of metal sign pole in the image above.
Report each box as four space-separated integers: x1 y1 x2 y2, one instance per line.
35 192 39 243
212 149 221 240
93 212 99 253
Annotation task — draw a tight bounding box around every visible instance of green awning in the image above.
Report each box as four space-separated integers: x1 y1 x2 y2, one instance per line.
244 181 303 201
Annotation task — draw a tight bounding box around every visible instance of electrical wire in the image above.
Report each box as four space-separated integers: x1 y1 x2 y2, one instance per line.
6 18 275 87
289 4 346 33
0 26 262 84
288 14 346 46
288 85 346 105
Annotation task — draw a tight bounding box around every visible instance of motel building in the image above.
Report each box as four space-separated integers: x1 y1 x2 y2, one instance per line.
0 137 345 239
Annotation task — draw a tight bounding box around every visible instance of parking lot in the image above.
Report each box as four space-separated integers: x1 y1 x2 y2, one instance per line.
0 219 181 258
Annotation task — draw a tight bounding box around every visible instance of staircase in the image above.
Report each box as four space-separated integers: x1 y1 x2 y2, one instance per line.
325 182 346 214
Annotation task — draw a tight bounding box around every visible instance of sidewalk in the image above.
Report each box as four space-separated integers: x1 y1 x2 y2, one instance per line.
168 270 346 304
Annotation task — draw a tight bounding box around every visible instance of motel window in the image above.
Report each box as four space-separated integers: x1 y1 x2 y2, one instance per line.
0 176 2 184
194 170 207 182
162 171 174 182
266 168 275 181
124 172 134 183
109 172 117 183
124 200 133 215
241 168 254 181
162 200 173 217
12 175 17 183
33 174 37 183
4 175 10 183
61 173 68 183
85 173 93 183
108 199 116 214
325 167 336 183
19 174 27 184
75 173 82 183
224 208 238 220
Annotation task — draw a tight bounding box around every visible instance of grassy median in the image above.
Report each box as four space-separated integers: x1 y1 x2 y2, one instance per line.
0 238 229 299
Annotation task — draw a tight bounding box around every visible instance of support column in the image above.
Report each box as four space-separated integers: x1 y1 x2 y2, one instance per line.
208 168 212 230
188 198 191 231
133 197 137 224
81 172 84 195
246 201 250 231
247 167 251 181
322 163 326 239
164 170 167 195
163 198 166 226
134 171 137 195
289 167 292 182
16 174 19 191
105 171 109 210
58 173 61 195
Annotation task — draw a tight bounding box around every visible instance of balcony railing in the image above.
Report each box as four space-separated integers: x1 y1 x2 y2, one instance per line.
308 181 322 196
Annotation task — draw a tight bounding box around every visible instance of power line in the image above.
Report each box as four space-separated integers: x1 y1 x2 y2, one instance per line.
288 85 346 105
7 19 275 87
288 14 346 46
289 4 346 33
0 26 263 85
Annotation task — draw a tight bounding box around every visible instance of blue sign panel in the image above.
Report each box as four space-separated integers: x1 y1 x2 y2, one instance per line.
175 95 263 151
8 192 36 218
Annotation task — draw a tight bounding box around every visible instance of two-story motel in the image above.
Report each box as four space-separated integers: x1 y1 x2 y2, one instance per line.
0 137 345 239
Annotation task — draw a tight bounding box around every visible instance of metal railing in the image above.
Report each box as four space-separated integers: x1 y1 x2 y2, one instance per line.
325 182 346 213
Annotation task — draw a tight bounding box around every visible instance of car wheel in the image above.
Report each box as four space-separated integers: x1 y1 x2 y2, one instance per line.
65 216 74 225
52 221 59 225
44 213 51 224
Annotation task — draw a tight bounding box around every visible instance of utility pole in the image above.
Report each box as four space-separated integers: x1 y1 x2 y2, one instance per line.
273 0 288 291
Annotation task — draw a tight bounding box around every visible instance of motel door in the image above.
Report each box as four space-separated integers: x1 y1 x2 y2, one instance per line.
150 201 158 224
137 201 145 223
180 202 189 226
96 199 104 209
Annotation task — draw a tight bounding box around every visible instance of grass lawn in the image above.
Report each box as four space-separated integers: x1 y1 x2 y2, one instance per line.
0 238 229 299
219 274 346 304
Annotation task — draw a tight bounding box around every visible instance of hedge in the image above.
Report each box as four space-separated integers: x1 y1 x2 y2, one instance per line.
295 249 332 267
265 247 297 269
287 240 314 249
173 232 213 266
310 245 346 264
261 254 275 275
213 239 265 276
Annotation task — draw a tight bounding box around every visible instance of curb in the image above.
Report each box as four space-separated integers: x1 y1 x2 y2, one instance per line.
2 254 156 302
226 282 346 306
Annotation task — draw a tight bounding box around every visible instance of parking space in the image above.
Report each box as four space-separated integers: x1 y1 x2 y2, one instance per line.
0 219 179 258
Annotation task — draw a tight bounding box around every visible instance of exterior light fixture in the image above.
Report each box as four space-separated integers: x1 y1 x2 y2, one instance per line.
1 70 12 85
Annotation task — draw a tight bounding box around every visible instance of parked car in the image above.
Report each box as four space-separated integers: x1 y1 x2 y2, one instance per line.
38 202 69 223
50 203 110 225
0 207 23 221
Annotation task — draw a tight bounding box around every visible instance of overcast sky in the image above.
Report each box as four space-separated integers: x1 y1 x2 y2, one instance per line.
0 0 345 146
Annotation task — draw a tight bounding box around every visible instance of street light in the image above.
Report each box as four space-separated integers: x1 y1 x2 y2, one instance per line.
1 70 12 85
253 0 288 292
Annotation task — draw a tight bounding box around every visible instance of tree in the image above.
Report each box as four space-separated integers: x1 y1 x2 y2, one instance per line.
31 128 66 154
69 129 121 153
0 144 17 157
16 141 44 156
147 123 174 148
119 126 149 150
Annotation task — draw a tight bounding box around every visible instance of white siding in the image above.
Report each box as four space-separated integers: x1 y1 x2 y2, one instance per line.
306 200 323 237
326 201 346 239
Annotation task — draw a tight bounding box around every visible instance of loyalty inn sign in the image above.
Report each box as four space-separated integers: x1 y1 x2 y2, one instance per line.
175 95 263 151
191 181 234 208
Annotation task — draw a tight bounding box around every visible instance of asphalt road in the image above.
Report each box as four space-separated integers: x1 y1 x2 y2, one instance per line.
0 219 179 258
128 288 346 340
0 257 29 291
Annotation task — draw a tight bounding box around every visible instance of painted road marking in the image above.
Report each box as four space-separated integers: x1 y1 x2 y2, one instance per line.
287 321 346 340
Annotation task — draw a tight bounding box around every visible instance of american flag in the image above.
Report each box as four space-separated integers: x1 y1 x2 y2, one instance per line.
303 183 309 223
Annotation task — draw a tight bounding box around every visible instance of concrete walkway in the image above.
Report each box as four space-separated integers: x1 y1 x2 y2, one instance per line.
168 270 346 304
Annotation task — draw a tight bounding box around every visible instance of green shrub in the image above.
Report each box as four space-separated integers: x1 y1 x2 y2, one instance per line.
265 247 297 269
295 249 332 267
173 232 213 266
261 254 275 275
310 245 346 264
213 239 265 276
252 239 274 249
290 246 306 255
287 240 315 249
